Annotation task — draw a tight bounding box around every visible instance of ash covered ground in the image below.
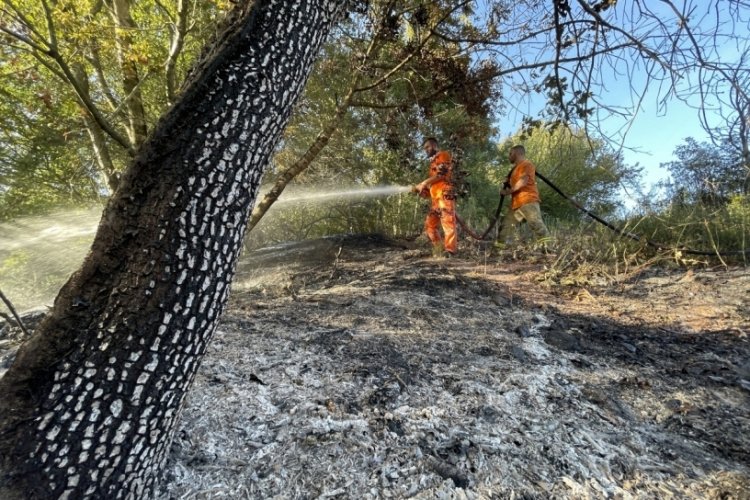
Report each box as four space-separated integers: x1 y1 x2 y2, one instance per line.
157 235 749 499
1 235 747 498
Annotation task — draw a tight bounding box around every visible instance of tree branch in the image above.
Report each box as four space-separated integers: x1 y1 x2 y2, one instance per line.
354 1 472 94
0 289 29 338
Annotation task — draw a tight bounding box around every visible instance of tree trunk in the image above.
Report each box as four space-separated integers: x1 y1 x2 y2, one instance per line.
165 0 190 105
0 1 346 498
109 0 149 148
72 62 120 193
82 116 120 193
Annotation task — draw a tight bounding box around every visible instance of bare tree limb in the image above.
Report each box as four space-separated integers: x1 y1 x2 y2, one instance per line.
164 0 190 104
0 289 29 338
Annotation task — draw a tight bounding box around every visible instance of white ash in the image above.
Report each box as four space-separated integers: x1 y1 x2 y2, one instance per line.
159 237 749 499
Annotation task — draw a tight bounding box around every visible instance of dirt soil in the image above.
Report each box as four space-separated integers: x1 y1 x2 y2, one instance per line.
155 235 749 499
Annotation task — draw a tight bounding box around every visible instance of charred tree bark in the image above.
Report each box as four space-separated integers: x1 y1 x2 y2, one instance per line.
0 0 346 498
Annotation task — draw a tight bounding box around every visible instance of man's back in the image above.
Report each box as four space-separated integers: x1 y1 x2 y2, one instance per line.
509 159 540 210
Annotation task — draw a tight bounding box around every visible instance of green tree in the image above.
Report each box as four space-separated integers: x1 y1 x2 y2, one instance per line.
0 0 227 206
4 0 748 225
662 138 746 206
248 98 500 247
628 138 750 257
246 0 500 233
0 94 103 218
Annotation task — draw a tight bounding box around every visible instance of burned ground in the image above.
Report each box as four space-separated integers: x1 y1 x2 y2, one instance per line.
1 235 747 498
154 235 749 499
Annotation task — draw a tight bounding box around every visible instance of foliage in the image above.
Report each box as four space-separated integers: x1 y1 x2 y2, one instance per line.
249 109 502 248
245 0 503 231
616 139 750 261
660 138 747 206
0 0 228 213
247 1 503 245
1 0 748 266
535 222 658 288
626 193 749 261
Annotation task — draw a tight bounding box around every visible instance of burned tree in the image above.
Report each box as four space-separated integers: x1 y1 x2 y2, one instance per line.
0 0 347 498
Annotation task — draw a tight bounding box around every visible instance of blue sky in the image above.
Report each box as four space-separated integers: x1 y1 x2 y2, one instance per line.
494 87 714 200
476 1 749 192
495 74 715 189
495 96 703 182
614 97 707 187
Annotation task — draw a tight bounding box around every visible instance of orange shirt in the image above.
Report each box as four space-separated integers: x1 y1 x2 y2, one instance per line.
428 150 453 198
509 159 541 210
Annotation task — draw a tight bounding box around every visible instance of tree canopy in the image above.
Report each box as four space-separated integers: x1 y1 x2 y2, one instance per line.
662 138 748 206
1 0 748 234
0 0 227 216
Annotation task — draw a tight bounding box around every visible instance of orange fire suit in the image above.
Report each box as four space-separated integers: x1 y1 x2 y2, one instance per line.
508 159 541 210
423 150 457 254
498 158 549 244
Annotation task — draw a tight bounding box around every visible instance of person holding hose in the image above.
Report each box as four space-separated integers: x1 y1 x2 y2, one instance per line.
413 137 458 258
497 145 550 247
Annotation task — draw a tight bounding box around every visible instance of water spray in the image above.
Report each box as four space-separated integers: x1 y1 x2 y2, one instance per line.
0 186 415 311
0 208 102 311
275 185 412 204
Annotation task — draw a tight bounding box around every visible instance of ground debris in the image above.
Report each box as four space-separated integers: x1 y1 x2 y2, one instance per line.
153 236 748 498
0 308 46 378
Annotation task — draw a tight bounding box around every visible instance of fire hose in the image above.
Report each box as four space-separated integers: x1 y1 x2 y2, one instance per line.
455 194 505 241
415 174 750 257
534 172 749 257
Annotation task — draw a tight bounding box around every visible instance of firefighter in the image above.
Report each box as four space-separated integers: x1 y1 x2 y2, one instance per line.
413 137 458 257
497 145 550 247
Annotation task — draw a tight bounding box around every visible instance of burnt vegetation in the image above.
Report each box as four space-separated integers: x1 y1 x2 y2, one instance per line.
155 236 750 498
